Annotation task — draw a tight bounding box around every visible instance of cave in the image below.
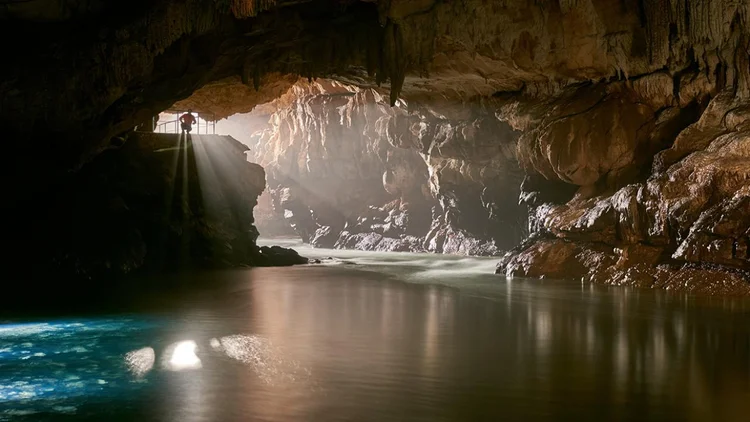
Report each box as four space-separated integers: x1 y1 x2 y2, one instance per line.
4 1 750 420
215 78 528 255
3 0 750 301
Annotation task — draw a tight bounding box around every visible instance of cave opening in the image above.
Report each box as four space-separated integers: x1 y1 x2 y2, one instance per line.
4 1 750 421
171 76 530 255
2 0 750 301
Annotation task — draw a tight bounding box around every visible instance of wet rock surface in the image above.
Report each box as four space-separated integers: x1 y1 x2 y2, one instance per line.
498 92 750 295
256 245 309 266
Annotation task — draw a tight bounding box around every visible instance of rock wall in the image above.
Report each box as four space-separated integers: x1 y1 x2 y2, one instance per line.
8 133 304 300
245 80 527 255
227 0 750 293
496 81 750 295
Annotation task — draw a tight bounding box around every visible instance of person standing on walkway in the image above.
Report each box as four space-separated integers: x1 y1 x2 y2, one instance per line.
180 110 196 137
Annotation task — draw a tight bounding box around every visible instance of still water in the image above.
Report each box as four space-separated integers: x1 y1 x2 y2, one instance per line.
2 240 750 421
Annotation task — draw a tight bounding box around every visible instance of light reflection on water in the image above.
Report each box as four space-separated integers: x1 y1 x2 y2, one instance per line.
1 246 750 421
0 318 310 421
163 341 202 371
125 347 155 377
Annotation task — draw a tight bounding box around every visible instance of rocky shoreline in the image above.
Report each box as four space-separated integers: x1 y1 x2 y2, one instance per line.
496 91 750 295
245 81 749 294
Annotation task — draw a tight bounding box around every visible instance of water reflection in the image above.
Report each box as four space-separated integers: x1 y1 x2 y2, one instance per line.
125 347 155 377
1 263 750 421
213 335 309 384
241 266 750 422
164 341 201 371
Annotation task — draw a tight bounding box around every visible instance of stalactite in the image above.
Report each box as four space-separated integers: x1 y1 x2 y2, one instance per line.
241 58 252 86
377 0 393 25
381 22 406 106
376 11 436 106
228 0 277 18
240 59 264 92
366 29 380 78
253 65 262 91
248 79 523 254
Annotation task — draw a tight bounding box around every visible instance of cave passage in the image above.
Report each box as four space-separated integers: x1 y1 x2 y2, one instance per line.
3 0 750 420
3 0 748 293
208 78 529 257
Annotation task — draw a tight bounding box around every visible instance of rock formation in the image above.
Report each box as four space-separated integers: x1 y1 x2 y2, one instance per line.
497 89 750 295
242 79 526 254
3 0 750 293
7 133 305 300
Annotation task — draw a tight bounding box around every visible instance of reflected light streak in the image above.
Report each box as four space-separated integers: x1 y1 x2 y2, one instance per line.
125 347 155 377
163 341 202 371
214 335 310 385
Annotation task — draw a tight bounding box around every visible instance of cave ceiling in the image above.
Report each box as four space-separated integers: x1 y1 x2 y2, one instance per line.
2 0 749 172
169 0 750 123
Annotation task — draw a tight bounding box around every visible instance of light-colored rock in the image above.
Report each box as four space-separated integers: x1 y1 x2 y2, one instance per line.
243 80 526 255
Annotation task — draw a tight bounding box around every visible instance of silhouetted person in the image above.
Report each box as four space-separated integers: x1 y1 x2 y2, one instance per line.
180 110 196 138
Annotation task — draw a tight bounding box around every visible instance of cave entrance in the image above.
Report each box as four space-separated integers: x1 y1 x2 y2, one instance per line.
156 110 218 135
173 77 528 256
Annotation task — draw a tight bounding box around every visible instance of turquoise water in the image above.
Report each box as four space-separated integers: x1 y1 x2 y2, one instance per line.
0 318 161 418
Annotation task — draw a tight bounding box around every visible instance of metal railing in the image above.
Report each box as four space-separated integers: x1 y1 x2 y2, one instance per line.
154 110 217 135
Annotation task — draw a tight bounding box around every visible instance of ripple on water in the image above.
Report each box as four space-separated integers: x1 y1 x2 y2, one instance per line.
212 334 313 385
0 317 162 418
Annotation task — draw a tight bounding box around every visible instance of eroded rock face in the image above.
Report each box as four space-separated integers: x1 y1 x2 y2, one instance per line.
498 91 750 294
245 80 527 255
173 73 299 120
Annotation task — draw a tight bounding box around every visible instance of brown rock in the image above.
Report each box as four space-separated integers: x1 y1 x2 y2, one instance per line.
504 91 750 294
497 239 615 280
674 186 750 268
614 244 665 268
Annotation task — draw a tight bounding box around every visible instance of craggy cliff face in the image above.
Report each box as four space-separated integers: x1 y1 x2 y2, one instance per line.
242 80 526 255
3 0 750 293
